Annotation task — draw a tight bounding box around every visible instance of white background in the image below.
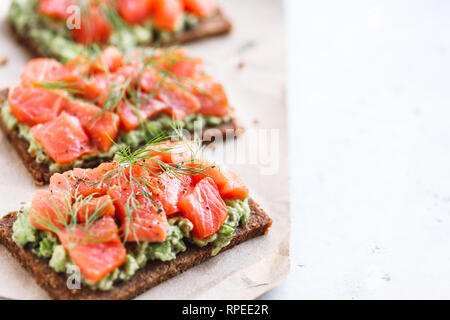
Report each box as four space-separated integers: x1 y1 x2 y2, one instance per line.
263 0 450 299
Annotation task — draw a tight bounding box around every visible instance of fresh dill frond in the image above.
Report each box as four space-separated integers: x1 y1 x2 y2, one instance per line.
90 77 132 123
100 2 130 33
35 81 83 95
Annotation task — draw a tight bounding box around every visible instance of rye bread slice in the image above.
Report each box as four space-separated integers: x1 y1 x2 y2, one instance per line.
0 198 271 300
0 89 243 185
10 9 232 60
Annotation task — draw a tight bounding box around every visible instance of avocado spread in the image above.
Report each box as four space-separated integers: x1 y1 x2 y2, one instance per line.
9 0 200 62
1 101 227 173
12 199 250 291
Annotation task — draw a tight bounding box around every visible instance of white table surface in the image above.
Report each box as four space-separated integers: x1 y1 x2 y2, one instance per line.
262 0 450 299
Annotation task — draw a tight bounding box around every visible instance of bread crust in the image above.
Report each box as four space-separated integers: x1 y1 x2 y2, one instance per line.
10 9 232 59
0 198 271 300
0 89 243 185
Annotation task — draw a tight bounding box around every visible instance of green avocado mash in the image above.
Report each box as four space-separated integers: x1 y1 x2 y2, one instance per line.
12 204 36 246
12 199 250 291
1 101 227 173
49 245 67 272
32 230 59 258
9 0 200 62
12 206 59 257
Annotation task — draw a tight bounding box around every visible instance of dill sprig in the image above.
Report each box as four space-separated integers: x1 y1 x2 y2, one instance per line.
33 81 84 95
100 1 130 33
101 78 132 113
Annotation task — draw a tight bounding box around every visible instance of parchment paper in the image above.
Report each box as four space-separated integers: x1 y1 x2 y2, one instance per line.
0 0 290 300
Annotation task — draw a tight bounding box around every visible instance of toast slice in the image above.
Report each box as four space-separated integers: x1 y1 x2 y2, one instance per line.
0 198 271 300
10 9 232 60
0 89 243 185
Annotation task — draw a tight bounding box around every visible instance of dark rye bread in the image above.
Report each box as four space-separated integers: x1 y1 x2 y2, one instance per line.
0 89 243 186
10 9 232 60
0 198 271 300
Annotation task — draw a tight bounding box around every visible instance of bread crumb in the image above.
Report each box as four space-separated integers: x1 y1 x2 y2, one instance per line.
0 57 8 67
237 61 245 69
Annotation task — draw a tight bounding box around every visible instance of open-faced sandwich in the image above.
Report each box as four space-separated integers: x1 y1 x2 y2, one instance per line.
0 45 241 185
9 0 232 61
0 139 272 300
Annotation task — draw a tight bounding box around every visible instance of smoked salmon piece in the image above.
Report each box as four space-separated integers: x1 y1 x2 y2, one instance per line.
149 172 194 215
209 167 249 200
153 0 184 31
125 155 165 179
109 183 168 243
193 164 249 200
57 217 126 284
73 195 116 223
38 0 75 20
138 98 170 121
146 140 196 164
170 58 203 78
86 110 120 152
66 56 91 78
157 79 201 119
148 47 188 69
92 46 124 73
71 6 112 45
64 100 120 152
118 99 168 132
191 75 230 117
82 73 110 106
21 58 84 89
117 102 140 132
50 168 90 196
179 177 228 239
117 0 154 25
139 68 159 93
8 85 66 126
30 112 95 164
29 190 70 232
111 63 142 87
141 69 201 119
49 162 120 198
183 0 217 17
